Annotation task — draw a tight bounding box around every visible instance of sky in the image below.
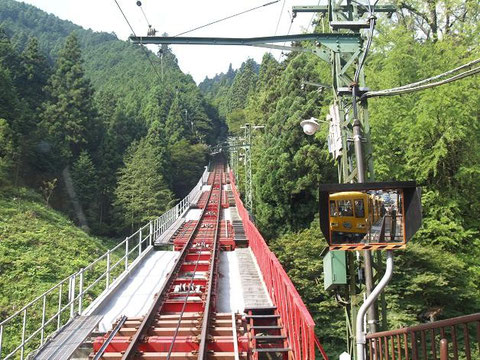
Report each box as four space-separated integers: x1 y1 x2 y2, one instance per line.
20 0 322 84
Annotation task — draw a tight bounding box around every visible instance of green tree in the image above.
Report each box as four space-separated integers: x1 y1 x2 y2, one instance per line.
226 58 258 113
19 37 50 111
39 33 99 166
0 118 14 185
169 139 208 198
114 137 174 231
271 225 345 358
71 151 99 227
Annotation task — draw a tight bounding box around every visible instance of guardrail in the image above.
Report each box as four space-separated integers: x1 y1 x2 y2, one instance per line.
229 171 327 360
151 167 207 241
0 167 208 360
366 313 480 360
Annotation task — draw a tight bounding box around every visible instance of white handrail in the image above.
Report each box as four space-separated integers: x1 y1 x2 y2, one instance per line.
0 166 209 360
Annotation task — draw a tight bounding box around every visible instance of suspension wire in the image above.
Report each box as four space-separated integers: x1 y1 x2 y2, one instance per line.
138 3 151 27
274 0 287 35
173 0 280 37
113 0 136 35
277 11 295 61
112 0 163 81
364 65 480 98
366 57 480 95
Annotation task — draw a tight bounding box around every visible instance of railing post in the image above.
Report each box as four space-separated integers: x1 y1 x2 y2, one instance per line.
69 274 76 318
41 294 46 345
78 269 84 314
57 283 62 330
106 250 111 290
20 308 27 359
125 237 129 271
440 338 448 360
0 324 3 359
139 229 142 257
149 221 153 246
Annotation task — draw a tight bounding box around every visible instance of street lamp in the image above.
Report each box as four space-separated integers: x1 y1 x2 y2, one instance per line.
300 117 321 135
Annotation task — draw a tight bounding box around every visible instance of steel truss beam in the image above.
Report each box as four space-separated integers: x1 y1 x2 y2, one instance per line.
129 33 361 53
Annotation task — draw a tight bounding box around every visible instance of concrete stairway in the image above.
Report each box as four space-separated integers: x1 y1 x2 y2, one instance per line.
230 206 248 247
235 248 272 309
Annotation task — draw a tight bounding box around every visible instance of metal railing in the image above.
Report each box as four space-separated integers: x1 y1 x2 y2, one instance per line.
366 313 480 360
0 167 208 360
229 171 326 360
151 167 207 241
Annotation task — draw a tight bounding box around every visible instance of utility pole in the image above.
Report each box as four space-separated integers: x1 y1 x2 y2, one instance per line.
240 124 265 213
294 2 395 357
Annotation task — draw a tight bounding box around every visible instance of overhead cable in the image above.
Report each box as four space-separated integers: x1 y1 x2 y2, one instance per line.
136 1 152 27
364 65 480 98
369 57 480 93
274 0 287 35
113 0 136 35
112 0 163 81
174 0 280 37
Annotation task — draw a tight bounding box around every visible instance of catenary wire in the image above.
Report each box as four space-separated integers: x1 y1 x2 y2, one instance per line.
112 0 163 81
138 4 151 27
364 65 480 98
274 0 287 35
368 57 480 94
173 0 280 37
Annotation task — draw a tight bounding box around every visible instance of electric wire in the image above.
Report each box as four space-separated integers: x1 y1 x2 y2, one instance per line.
364 65 480 98
366 57 480 95
274 0 287 35
138 4 151 27
173 0 280 37
112 0 163 81
113 0 136 35
352 10 376 119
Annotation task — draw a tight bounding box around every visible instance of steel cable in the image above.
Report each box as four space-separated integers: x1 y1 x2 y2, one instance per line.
364 64 480 98
173 1 280 37
112 0 163 82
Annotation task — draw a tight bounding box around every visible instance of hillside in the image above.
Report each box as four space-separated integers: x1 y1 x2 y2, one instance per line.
0 188 115 317
0 0 226 237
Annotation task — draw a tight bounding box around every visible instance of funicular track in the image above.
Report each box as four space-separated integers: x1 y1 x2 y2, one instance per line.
92 160 230 360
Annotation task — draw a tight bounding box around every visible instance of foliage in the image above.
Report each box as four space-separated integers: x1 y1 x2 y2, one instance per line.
114 136 174 232
386 243 480 326
0 188 114 318
0 0 222 234
271 225 345 358
39 178 57 206
201 5 480 357
169 139 208 198
39 33 99 165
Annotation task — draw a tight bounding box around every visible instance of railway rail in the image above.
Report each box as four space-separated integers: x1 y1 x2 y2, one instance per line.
92 160 245 360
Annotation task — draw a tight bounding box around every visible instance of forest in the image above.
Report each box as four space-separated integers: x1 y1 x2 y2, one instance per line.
1 0 480 358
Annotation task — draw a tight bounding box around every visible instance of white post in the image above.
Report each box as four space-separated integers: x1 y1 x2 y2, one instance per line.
125 237 129 271
78 269 84 314
0 324 3 359
20 308 27 360
57 283 62 330
149 221 153 246
356 251 394 360
41 295 46 345
139 229 142 257
106 250 111 289
69 274 76 318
